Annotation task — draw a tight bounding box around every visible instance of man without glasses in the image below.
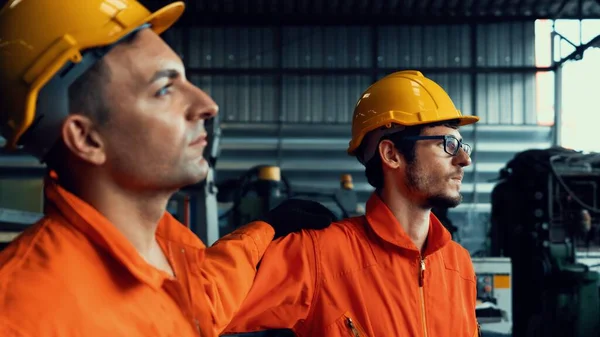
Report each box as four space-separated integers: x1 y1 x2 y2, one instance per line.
0 1 324 336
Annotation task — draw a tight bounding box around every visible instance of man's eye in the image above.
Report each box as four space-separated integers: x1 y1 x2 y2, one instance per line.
155 84 173 97
446 140 458 151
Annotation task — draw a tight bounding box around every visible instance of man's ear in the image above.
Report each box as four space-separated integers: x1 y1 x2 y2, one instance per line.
378 139 402 170
61 114 106 166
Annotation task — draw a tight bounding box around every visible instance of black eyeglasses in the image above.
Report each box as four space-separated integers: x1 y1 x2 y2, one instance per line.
403 135 472 157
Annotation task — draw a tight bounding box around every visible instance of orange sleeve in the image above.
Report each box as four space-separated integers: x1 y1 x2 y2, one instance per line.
221 226 319 335
0 316 31 337
194 221 275 337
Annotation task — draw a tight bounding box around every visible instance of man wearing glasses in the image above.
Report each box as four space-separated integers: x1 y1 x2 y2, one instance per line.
222 70 481 337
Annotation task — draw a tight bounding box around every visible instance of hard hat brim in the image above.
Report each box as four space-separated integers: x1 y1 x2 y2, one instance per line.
113 2 185 46
347 114 480 157
454 115 480 126
145 2 185 36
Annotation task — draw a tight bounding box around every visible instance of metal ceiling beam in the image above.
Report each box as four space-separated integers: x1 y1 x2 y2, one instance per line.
552 0 572 17
141 0 600 23
171 13 600 27
184 66 554 76
556 33 600 66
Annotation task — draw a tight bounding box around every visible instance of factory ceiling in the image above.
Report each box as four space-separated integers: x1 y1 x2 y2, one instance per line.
143 0 600 25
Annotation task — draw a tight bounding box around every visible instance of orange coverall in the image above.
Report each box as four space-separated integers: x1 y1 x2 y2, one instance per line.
224 193 480 337
0 176 274 337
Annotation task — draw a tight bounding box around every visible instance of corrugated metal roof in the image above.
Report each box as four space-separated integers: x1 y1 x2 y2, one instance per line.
170 23 539 125
143 0 600 24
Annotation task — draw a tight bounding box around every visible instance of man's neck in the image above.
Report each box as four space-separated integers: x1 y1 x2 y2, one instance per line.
69 176 172 259
379 187 430 253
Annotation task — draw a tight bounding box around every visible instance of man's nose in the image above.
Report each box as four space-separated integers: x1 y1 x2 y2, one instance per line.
185 84 219 121
454 147 472 167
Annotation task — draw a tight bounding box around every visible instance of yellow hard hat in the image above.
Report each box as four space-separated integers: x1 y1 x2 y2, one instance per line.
347 70 479 157
0 0 185 159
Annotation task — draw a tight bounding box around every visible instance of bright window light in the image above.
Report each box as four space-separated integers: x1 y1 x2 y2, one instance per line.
535 19 600 153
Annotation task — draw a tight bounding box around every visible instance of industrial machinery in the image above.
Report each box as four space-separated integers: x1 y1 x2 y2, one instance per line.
490 147 600 337
217 166 363 233
0 208 43 251
472 257 513 335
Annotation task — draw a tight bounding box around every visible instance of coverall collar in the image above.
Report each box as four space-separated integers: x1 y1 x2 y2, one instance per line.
43 174 175 290
365 192 452 256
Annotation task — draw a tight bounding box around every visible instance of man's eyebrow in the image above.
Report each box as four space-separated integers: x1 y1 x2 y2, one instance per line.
443 134 463 142
148 69 180 84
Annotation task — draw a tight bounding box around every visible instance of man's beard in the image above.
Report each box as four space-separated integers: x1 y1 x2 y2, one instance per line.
426 194 462 209
406 163 462 209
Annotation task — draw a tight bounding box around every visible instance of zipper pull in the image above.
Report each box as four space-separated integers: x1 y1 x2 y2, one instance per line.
419 258 426 287
346 317 361 337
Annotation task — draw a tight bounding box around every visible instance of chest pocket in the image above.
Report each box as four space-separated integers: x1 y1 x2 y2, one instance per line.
442 249 476 282
330 312 371 337
440 249 478 337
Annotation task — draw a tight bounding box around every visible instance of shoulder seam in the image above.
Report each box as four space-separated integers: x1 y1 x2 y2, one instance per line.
0 218 51 282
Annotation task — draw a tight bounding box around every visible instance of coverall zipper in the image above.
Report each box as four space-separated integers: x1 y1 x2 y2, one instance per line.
419 257 428 337
346 317 362 337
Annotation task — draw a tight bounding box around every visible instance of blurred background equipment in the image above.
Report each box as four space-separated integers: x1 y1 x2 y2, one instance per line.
490 147 600 337
0 208 42 251
472 257 513 335
216 166 363 233
218 165 288 233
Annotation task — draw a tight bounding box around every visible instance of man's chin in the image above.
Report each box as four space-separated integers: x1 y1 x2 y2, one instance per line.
178 159 210 187
427 194 462 209
191 165 210 184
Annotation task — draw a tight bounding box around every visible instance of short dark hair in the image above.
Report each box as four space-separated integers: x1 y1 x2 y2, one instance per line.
68 59 111 125
43 29 142 179
360 119 460 190
44 59 111 174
